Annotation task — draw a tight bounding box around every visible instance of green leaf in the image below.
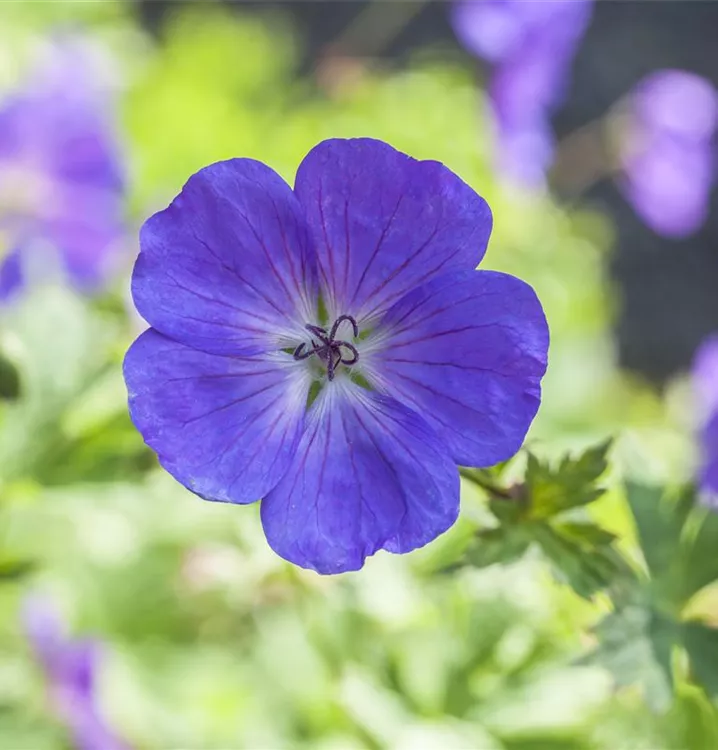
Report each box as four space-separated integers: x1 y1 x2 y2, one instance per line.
553 520 617 547
503 739 594 750
680 506 718 602
682 622 718 699
625 483 691 585
0 350 20 401
0 284 117 484
625 483 718 607
532 523 630 600
668 684 718 750
586 604 676 712
589 603 718 711
0 557 35 581
462 526 532 570
525 440 611 519
488 496 524 524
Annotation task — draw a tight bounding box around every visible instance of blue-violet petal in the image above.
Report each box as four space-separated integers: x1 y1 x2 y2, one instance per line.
364 270 549 467
133 159 317 356
124 328 310 504
294 137 492 323
261 383 459 574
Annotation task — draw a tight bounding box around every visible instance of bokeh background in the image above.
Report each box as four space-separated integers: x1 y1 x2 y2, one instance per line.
1 2 717 748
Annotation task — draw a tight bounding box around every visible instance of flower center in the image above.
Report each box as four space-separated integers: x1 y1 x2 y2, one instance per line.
293 314 360 381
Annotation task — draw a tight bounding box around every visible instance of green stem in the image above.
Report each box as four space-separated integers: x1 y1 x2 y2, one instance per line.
459 468 515 501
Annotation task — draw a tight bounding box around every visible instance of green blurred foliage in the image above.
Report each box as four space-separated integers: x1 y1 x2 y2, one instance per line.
0 2 715 748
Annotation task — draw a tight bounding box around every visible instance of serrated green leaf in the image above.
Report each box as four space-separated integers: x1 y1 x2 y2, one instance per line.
459 444 627 598
625 483 691 585
463 526 532 570
625 484 718 609
488 496 524 524
532 523 628 600
553 521 617 547
526 440 611 519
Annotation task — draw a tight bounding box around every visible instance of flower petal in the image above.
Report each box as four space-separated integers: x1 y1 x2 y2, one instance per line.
620 135 714 239
133 159 317 356
22 593 65 666
124 328 310 504
293 138 492 324
0 248 24 302
363 270 548 467
260 384 459 574
59 639 98 698
694 335 718 418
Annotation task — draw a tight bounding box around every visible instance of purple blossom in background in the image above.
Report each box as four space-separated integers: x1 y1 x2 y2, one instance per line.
619 70 718 238
124 137 549 574
694 336 718 504
0 39 125 301
23 594 131 750
451 0 593 187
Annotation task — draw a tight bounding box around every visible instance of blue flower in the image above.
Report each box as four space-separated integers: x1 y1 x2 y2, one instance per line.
124 138 549 573
618 70 718 238
0 38 125 301
23 594 131 750
451 0 593 187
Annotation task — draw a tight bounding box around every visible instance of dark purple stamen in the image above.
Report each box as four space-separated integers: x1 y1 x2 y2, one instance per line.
293 314 360 380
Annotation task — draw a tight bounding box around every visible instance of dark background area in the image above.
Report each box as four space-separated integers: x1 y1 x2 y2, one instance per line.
135 0 718 385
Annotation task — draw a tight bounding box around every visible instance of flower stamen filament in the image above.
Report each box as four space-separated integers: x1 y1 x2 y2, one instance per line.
293 314 360 381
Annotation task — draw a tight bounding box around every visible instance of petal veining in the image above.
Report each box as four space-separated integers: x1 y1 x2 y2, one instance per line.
124 328 310 504
133 158 317 356
294 137 492 324
363 270 549 467
260 382 459 574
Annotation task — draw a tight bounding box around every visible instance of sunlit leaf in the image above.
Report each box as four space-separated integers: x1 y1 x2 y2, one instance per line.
459 442 628 600
526 441 611 519
668 684 718 750
680 508 718 603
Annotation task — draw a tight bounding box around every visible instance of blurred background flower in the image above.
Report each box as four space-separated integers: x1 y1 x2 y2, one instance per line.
451 0 593 188
616 69 718 239
23 594 131 750
0 36 126 301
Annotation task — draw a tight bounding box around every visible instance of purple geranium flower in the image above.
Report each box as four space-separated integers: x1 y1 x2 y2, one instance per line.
619 70 718 238
694 335 718 504
23 595 131 750
451 0 593 187
123 138 549 573
0 38 125 300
